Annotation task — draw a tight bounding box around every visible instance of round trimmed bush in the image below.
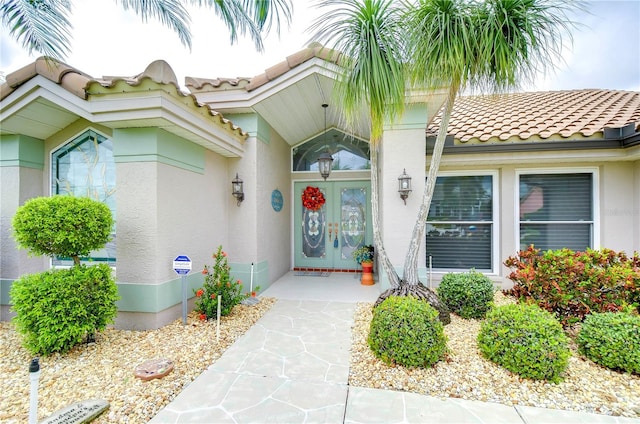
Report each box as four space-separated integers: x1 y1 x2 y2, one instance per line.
368 296 448 368
10 264 119 355
477 303 570 382
438 270 494 319
577 312 640 374
12 195 113 264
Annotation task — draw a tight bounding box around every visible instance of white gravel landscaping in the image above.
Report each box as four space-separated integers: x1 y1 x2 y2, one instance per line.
0 298 276 423
348 292 640 418
2 292 638 423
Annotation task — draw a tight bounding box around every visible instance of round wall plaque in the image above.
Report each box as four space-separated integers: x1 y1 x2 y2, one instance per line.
271 189 284 212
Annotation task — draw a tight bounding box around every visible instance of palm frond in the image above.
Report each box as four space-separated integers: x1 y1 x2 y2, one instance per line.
405 0 475 91
1 0 73 60
241 0 292 34
117 0 192 49
191 0 293 52
477 0 580 92
407 0 580 93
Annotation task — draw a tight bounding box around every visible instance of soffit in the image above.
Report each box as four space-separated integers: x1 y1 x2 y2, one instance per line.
187 46 370 146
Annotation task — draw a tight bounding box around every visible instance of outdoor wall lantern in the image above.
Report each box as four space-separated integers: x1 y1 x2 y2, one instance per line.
317 103 334 181
232 173 244 206
398 168 412 205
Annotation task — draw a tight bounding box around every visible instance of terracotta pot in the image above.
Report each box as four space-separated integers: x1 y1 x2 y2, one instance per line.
361 262 374 285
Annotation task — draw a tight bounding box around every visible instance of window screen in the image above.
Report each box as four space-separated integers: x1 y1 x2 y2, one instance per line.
519 173 593 251
426 175 493 271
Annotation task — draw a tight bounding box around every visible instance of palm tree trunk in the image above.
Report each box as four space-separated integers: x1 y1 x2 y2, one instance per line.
402 83 458 285
369 138 402 288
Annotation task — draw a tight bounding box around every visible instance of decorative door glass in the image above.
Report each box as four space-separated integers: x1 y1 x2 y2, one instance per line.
340 187 367 260
302 192 327 258
295 181 372 269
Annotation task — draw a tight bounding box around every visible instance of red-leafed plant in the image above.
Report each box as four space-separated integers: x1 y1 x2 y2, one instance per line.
504 245 640 326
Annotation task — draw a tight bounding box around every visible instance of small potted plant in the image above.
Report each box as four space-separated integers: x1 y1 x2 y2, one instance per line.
352 245 374 285
352 245 374 264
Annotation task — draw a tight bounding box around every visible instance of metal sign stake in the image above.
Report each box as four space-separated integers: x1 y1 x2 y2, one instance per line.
172 255 192 325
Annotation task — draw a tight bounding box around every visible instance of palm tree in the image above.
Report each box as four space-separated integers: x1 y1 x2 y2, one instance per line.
400 0 577 287
1 0 292 61
308 0 407 289
310 0 578 319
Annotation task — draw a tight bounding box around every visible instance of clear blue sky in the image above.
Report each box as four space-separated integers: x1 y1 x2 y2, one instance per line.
1 0 638 92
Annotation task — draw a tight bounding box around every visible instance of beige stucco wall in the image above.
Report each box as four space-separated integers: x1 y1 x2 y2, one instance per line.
380 128 428 273
115 154 229 284
0 166 49 320
599 161 637 253
224 114 294 288
378 104 431 288
635 160 640 250
0 166 48 280
255 129 292 284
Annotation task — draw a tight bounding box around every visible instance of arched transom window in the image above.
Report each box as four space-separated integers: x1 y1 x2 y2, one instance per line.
292 129 370 172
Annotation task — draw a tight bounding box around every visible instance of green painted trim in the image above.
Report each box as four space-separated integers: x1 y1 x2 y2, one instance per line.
383 104 429 131
1 261 270 312
256 116 271 145
112 128 205 173
0 279 13 306
0 135 44 169
226 114 271 144
116 272 204 312
229 260 269 293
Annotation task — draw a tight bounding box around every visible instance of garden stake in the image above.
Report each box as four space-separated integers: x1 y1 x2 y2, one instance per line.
29 358 39 424
216 295 221 343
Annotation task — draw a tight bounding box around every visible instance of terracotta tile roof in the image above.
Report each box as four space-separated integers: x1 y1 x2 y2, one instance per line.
184 76 251 92
1 57 246 139
186 42 343 93
427 90 640 143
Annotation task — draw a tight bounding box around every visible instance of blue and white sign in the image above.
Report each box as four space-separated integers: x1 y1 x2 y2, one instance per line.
173 255 192 275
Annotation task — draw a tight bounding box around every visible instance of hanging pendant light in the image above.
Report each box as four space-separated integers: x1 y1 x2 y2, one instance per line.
317 103 333 180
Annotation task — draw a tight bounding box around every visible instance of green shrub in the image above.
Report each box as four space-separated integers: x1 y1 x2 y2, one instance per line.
478 303 570 383
438 270 494 319
368 296 448 368
505 245 640 326
195 246 246 318
10 264 119 355
577 312 640 374
12 195 113 265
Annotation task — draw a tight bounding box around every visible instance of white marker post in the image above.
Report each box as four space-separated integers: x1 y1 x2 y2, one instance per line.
29 358 39 424
172 255 192 325
216 295 222 343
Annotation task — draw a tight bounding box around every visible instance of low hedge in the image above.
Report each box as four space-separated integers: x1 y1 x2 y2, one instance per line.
10 264 119 355
477 303 570 382
577 311 640 374
368 296 448 368
438 270 494 319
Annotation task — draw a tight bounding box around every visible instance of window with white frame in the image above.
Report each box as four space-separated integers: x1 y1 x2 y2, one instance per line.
426 174 495 271
518 171 594 252
51 129 116 266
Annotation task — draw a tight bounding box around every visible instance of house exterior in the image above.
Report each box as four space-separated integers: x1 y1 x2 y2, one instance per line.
1 45 639 329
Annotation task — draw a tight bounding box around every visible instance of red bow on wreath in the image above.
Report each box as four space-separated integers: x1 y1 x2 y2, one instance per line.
302 186 325 211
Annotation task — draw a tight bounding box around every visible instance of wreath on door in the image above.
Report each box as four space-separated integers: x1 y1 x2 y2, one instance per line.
302 186 325 211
